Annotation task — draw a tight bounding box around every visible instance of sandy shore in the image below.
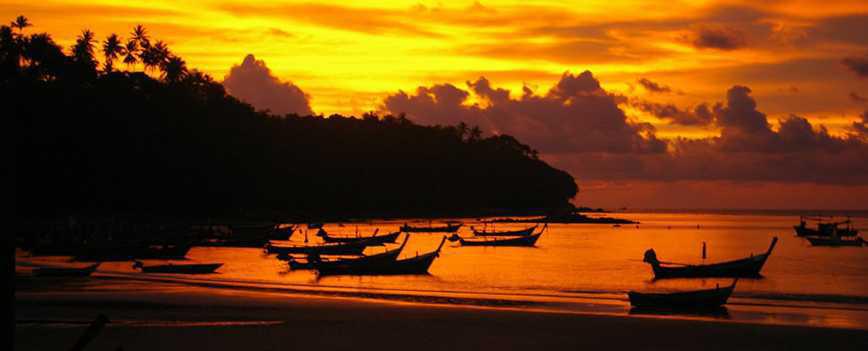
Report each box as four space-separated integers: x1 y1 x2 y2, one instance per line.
15 278 868 351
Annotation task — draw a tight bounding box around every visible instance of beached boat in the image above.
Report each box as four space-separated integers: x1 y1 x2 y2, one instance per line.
265 240 367 255
470 224 537 236
793 216 858 237
643 237 778 279
805 236 865 247
628 280 737 309
296 236 408 271
317 236 447 276
32 263 100 277
400 222 462 233
449 225 545 247
132 261 223 274
316 228 400 245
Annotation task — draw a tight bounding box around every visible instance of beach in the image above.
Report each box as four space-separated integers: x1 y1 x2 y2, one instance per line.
15 277 868 351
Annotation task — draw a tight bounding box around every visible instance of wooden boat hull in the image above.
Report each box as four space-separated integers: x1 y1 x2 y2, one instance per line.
265 241 367 255
471 225 537 236
805 236 865 247
646 237 777 279
457 232 542 247
293 237 407 271
400 224 462 233
317 237 446 276
33 263 100 277
794 225 858 237
628 283 736 309
319 231 400 245
139 263 223 274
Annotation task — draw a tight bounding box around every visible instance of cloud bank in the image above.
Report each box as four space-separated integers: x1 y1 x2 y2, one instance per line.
223 54 314 116
382 73 868 185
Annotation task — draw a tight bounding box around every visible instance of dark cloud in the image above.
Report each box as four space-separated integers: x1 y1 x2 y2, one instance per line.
851 92 868 104
692 26 747 50
637 78 672 93
223 54 313 116
383 72 868 185
382 71 666 154
842 55 868 77
632 100 714 126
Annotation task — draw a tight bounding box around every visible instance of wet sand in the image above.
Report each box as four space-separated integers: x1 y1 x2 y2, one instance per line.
15 278 868 351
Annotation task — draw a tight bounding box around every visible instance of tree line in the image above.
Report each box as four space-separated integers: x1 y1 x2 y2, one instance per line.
7 16 578 221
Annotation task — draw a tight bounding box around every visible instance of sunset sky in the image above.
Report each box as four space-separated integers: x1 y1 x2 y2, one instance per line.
5 0 868 209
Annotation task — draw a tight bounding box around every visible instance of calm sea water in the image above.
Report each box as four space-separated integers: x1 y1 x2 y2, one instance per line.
17 211 868 329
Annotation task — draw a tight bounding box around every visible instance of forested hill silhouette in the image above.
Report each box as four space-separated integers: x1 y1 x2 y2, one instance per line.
7 18 578 220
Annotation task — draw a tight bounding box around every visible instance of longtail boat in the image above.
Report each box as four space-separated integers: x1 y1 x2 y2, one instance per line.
316 228 400 245
33 263 100 277
805 236 865 247
132 261 223 274
449 225 544 247
317 236 447 276
264 240 367 255
643 237 778 279
296 236 408 271
628 279 737 309
470 224 537 236
793 216 858 237
400 222 462 233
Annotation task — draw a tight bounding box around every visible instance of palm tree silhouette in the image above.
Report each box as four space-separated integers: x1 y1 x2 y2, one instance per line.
11 15 29 36
141 40 169 73
161 55 187 83
102 33 124 72
131 24 149 49
123 39 138 70
71 29 97 71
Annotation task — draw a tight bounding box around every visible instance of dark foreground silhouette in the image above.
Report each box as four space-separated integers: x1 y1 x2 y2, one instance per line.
7 18 577 225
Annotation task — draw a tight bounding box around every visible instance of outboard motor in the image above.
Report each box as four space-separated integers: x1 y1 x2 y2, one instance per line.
447 233 461 242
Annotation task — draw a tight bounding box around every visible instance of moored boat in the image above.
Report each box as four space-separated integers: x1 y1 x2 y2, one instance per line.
301 236 408 272
470 224 537 236
265 240 367 255
805 236 865 247
316 228 400 245
33 263 100 277
449 225 545 247
132 261 223 274
628 279 738 309
643 237 778 279
793 216 858 237
400 222 462 233
317 236 447 276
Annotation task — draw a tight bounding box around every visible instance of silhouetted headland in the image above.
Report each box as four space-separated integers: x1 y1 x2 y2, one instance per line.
489 211 638 224
8 19 578 225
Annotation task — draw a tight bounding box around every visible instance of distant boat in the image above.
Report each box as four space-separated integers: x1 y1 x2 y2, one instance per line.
265 240 367 255
317 236 446 276
643 237 778 279
299 236 408 272
316 228 400 245
33 263 100 277
449 225 545 247
628 279 737 309
134 243 193 259
805 236 865 247
400 222 462 233
470 224 537 236
132 261 223 274
793 216 858 237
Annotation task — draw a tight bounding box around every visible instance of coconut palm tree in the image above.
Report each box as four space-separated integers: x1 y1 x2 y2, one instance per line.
123 39 138 70
131 24 149 49
101 33 124 72
11 15 29 36
141 40 169 73
161 55 187 83
71 29 97 72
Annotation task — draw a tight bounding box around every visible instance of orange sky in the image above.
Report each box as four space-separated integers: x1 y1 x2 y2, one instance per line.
4 0 868 208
